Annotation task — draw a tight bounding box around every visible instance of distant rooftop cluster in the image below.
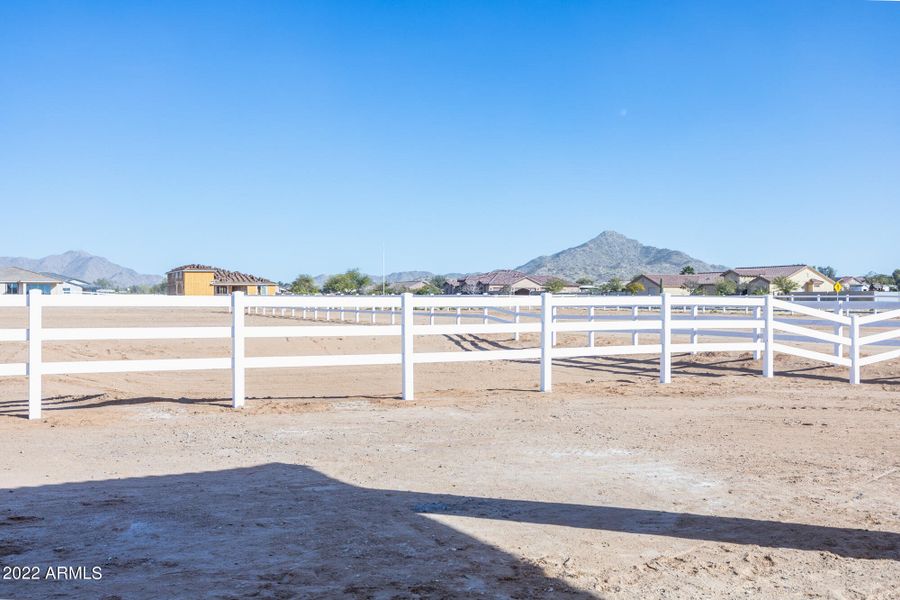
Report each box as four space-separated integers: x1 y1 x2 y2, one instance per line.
444 270 576 295
633 264 837 295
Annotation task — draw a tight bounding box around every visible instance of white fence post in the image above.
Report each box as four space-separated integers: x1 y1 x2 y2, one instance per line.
27 289 43 420
753 305 762 360
371 306 376 324
540 292 553 392
456 307 461 325
659 293 671 384
763 294 774 377
631 306 639 345
514 305 520 341
483 307 488 325
429 306 435 326
690 305 698 354
849 314 860 384
231 292 245 408
834 306 843 358
551 306 558 346
588 306 595 347
401 293 414 400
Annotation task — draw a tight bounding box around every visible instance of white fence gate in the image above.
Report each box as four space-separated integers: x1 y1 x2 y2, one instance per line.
2 290 899 420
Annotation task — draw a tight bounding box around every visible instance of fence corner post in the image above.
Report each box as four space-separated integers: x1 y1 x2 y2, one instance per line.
763 294 774 378
231 291 246 408
27 288 43 420
659 293 671 384
849 314 860 384
540 292 553 392
401 293 414 400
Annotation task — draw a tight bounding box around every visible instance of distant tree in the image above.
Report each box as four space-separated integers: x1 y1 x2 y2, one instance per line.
771 276 799 295
544 278 566 293
415 281 443 295
681 280 700 295
893 268 900 288
816 265 837 279
602 277 624 294
290 274 319 295
714 279 738 296
680 266 695 275
323 269 371 294
750 287 767 295
94 278 116 290
575 277 594 286
865 272 893 287
624 281 645 295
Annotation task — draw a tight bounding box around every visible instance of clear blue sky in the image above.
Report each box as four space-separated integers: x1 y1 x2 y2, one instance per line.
1 1 898 280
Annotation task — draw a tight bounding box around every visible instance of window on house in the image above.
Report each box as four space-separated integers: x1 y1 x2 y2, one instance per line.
259 285 269 296
6 283 19 294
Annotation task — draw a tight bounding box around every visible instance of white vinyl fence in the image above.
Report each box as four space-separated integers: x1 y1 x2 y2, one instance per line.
2 291 899 420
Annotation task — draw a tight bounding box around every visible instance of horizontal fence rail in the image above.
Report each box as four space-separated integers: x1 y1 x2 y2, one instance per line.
1 290 898 420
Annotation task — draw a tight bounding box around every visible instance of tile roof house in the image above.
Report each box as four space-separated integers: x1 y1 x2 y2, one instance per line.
837 276 866 292
444 270 577 295
722 265 835 293
0 267 64 295
391 280 432 293
632 264 837 295
631 272 725 296
166 264 277 296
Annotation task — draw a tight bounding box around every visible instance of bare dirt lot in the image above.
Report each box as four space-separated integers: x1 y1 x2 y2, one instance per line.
1 308 898 599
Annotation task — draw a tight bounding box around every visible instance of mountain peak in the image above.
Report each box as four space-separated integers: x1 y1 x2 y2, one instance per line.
515 232 725 281
0 251 162 287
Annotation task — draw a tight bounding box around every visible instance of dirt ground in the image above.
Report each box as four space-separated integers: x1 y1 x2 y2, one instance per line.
0 308 898 599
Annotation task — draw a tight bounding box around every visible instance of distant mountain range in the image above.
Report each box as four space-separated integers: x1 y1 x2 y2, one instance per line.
516 231 726 282
311 231 723 285
6 231 721 291
0 251 163 288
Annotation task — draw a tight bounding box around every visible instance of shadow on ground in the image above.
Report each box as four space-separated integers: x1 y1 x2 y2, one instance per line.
2 464 897 599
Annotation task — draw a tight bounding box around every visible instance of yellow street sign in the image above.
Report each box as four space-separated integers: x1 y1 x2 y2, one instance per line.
833 281 843 293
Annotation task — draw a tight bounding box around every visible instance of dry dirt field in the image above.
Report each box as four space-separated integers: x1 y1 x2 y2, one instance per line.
0 308 898 599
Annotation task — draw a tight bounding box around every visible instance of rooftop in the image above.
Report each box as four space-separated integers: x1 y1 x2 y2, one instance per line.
168 264 273 285
639 272 724 287
0 267 63 284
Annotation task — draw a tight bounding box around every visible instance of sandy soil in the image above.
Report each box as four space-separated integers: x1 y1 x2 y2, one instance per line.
0 308 898 599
